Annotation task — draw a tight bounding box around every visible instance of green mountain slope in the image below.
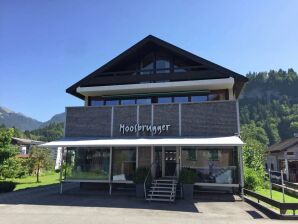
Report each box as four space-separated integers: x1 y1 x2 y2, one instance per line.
240 68 298 145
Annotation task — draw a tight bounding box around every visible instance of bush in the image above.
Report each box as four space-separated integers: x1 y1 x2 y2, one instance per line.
244 167 268 191
0 181 16 193
133 167 151 184
179 168 197 184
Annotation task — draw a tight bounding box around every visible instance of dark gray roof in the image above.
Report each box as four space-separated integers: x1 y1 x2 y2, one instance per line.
267 137 298 153
11 137 44 145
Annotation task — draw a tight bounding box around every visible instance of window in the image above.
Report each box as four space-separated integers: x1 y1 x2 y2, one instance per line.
181 147 238 184
89 97 104 106
91 100 104 106
65 148 110 180
156 52 171 73
174 96 188 103
105 100 119 106
158 97 172 103
191 95 208 102
136 98 151 105
140 53 154 75
208 149 219 161
112 148 136 181
187 149 197 161
208 91 226 101
120 99 135 105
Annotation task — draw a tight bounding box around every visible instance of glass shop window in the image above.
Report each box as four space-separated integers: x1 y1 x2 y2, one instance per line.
112 148 136 181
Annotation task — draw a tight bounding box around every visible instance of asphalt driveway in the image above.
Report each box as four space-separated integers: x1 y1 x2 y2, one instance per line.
0 184 294 224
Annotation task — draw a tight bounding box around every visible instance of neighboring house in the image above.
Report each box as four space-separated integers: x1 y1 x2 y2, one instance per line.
265 134 298 183
42 35 248 198
11 137 60 168
11 137 43 156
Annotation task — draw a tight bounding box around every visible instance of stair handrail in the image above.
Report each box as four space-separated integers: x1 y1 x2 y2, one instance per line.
173 162 180 180
144 161 156 198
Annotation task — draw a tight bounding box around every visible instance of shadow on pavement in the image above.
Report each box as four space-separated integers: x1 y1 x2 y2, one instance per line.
0 183 199 213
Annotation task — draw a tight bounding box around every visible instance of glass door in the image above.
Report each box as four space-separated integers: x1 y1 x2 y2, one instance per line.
164 147 177 177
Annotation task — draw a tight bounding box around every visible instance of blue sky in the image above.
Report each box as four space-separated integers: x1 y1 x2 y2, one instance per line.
0 0 298 122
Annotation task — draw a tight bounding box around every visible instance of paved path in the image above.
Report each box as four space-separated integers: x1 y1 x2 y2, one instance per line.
0 184 295 224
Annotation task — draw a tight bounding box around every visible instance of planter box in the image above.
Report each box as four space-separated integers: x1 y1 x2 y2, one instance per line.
183 184 194 200
136 184 144 198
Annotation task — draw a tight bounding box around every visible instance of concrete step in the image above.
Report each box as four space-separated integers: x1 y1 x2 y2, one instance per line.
150 186 174 190
149 190 173 193
154 179 177 183
152 183 176 186
148 193 174 197
146 198 175 202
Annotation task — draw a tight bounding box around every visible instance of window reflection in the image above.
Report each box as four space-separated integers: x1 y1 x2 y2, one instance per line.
121 99 135 105
191 95 208 102
65 148 110 180
136 98 151 105
90 100 104 106
140 53 154 75
112 148 136 181
158 97 172 103
105 100 119 106
174 96 188 103
181 147 238 184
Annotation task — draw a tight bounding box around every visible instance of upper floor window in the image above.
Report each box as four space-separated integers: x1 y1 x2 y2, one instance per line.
105 100 119 106
158 97 172 103
120 99 135 105
156 51 170 74
140 53 154 75
191 95 208 102
88 90 228 107
174 96 188 103
136 98 151 105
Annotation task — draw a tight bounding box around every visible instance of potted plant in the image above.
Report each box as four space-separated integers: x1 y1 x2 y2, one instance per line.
179 168 197 200
133 167 151 198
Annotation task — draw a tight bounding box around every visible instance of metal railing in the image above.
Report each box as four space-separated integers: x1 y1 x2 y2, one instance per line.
144 162 156 198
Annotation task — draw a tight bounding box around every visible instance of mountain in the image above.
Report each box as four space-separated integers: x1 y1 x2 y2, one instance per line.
0 106 65 131
41 112 65 128
0 106 42 131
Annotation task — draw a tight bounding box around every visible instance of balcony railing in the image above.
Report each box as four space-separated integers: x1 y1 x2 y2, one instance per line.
82 66 228 87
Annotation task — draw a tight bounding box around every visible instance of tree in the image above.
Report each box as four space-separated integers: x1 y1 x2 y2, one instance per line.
0 128 21 179
29 147 53 182
241 123 268 190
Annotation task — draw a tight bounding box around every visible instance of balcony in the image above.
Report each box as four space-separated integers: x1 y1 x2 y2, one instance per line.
65 100 239 139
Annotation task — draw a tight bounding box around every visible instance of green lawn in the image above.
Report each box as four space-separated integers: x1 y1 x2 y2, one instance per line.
8 172 60 191
247 188 298 215
256 188 298 203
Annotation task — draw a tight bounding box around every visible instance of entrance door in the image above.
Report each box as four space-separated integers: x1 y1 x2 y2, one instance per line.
164 147 177 177
154 146 178 178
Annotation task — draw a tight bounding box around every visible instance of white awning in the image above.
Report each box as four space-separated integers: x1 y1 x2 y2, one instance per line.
40 136 244 148
77 78 234 97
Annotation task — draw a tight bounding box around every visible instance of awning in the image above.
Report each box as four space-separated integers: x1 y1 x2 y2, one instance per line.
40 136 244 148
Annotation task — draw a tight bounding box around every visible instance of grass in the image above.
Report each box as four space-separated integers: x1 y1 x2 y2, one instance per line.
247 188 298 215
256 188 298 203
8 172 60 191
66 171 108 180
